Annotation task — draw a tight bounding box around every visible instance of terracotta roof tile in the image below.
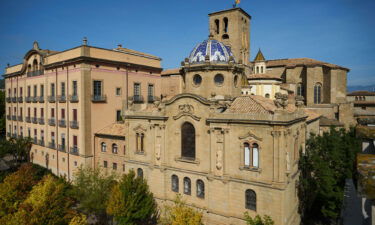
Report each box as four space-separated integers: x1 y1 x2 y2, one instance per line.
303 109 321 122
264 58 349 71
247 73 281 80
96 123 125 137
161 68 180 75
228 96 273 114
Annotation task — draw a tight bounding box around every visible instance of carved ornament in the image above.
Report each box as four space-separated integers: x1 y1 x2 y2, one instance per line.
238 131 263 141
173 104 201 121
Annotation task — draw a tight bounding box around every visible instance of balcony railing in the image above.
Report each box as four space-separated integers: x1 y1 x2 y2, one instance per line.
33 137 37 144
6 97 11 103
11 97 17 103
48 96 56 103
38 96 45 103
6 115 11 120
70 120 79 129
26 70 44 77
48 142 56 149
26 96 32 103
69 95 79 103
57 95 66 103
11 115 17 121
91 95 107 102
58 144 66 152
70 146 79 155
38 139 45 146
25 117 31 123
58 119 66 127
17 116 23 121
18 97 23 103
32 117 38 124
38 118 45 125
32 96 38 103
147 95 159 103
130 95 144 103
48 118 56 126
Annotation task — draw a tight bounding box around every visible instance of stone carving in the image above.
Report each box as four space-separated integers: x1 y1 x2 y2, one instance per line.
173 104 201 121
274 92 288 109
216 148 223 170
238 131 263 141
295 95 305 107
133 124 147 132
155 144 161 160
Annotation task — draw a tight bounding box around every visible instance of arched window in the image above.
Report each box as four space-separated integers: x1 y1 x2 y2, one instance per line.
32 59 38 71
256 66 259 74
171 175 179 192
223 17 228 33
265 93 270 98
112 143 118 154
101 142 106 152
314 83 322 104
260 66 264 74
244 143 259 168
297 83 304 97
215 19 220 34
181 122 195 159
196 179 205 198
183 177 191 195
137 168 143 179
245 189 256 210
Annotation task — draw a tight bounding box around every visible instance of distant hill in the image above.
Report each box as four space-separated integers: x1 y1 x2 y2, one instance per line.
347 84 375 93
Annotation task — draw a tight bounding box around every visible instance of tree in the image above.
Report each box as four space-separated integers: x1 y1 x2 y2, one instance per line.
69 213 88 225
7 174 76 225
106 170 158 225
72 166 117 224
298 127 361 224
0 137 33 166
244 212 274 225
159 194 203 225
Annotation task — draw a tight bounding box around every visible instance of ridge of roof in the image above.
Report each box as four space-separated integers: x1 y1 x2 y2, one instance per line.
254 49 265 61
348 90 375 96
261 57 349 71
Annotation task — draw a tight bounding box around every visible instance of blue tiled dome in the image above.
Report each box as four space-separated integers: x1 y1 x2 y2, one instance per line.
188 39 234 64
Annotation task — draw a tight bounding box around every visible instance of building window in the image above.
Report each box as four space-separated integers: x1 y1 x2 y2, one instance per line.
314 83 322 104
147 84 154 97
122 164 125 172
171 175 179 192
183 177 191 195
265 93 270 98
40 85 44 97
33 85 37 97
181 122 195 160
193 74 202 86
214 74 224 86
93 81 102 97
112 144 118 154
244 143 259 168
103 161 108 168
50 83 55 97
297 83 304 97
215 19 220 34
27 86 31 97
223 17 228 33
116 110 122 122
136 133 145 153
137 168 143 178
196 179 205 198
74 161 77 167
116 87 121 96
72 81 78 96
245 189 256 210
101 142 107 152
134 83 141 98
113 163 117 170
61 82 66 97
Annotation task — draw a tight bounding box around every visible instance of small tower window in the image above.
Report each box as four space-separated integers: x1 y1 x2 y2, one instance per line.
314 83 322 104
183 177 191 195
223 17 228 33
171 175 179 192
196 179 205 198
215 19 220 34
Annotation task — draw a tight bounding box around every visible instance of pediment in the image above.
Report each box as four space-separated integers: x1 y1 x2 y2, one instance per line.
133 124 147 133
238 131 263 141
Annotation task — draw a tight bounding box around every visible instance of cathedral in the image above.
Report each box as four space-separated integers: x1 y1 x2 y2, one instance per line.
4 6 352 225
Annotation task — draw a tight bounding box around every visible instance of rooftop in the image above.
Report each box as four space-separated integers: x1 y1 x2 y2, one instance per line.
263 57 349 71
347 91 375 96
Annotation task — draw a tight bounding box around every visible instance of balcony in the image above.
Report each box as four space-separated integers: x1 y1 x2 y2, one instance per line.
11 97 17 103
25 117 31 123
70 120 79 129
38 118 45 125
32 96 38 103
130 95 144 103
70 146 79 155
147 95 159 103
17 116 23 121
48 96 56 103
25 96 32 103
26 70 44 77
11 115 17 121
58 119 66 127
38 139 45 146
58 144 66 152
91 95 107 103
32 117 38 124
69 95 79 103
38 96 45 103
6 115 11 120
6 97 11 103
18 97 23 103
48 142 56 149
48 118 56 126
57 95 66 103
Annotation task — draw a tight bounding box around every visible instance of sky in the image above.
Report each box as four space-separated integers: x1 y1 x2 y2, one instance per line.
0 0 374 86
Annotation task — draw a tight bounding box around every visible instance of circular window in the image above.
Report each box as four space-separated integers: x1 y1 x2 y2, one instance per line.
214 74 224 86
234 75 239 87
193 74 202 86
265 93 270 98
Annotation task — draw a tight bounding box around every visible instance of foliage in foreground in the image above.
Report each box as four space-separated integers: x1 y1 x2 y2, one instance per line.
159 194 203 225
107 170 158 225
244 212 274 225
298 127 361 224
0 137 33 166
72 166 117 224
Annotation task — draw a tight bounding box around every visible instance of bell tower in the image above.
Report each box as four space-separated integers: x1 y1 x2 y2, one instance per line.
208 8 251 65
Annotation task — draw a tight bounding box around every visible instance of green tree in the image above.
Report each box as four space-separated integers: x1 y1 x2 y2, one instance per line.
159 194 203 225
0 137 33 166
7 174 76 225
72 166 117 224
69 213 88 225
298 127 361 224
106 170 158 225
244 212 274 225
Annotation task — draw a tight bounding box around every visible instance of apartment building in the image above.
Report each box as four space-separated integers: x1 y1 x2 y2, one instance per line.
4 41 162 179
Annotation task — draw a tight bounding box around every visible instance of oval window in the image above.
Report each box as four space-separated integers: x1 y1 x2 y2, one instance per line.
214 74 224 86
193 74 202 86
